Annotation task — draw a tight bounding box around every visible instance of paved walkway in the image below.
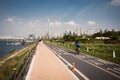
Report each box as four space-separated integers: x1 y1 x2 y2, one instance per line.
25 42 78 80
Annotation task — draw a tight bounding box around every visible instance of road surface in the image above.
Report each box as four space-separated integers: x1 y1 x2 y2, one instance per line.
46 43 120 80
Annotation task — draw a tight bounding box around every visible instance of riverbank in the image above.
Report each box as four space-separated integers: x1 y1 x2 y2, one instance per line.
0 42 38 80
0 40 26 57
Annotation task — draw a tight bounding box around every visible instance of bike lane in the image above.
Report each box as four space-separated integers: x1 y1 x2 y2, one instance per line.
25 42 78 80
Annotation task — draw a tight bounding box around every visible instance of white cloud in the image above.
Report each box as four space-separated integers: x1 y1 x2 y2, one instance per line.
49 21 62 27
21 19 41 27
110 0 120 7
65 21 78 27
2 17 82 37
5 17 24 24
4 17 44 28
7 17 15 23
26 21 35 27
0 35 15 39
88 21 96 26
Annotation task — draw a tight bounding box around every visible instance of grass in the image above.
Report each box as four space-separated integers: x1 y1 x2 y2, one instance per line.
49 41 120 64
0 53 26 80
0 42 38 80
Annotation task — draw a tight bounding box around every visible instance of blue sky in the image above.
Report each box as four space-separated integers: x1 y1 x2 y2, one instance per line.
0 0 120 38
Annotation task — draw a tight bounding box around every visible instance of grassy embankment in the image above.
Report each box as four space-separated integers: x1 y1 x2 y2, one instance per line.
49 40 120 64
0 42 38 80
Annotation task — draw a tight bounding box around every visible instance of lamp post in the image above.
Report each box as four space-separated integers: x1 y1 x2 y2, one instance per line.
47 19 50 39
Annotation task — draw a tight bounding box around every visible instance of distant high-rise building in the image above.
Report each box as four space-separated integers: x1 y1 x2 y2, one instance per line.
43 32 49 39
28 34 36 39
75 28 81 36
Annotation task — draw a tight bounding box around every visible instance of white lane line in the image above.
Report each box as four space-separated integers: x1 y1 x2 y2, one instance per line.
107 68 120 75
45 45 80 80
47 45 89 80
58 55 90 80
47 44 120 79
97 59 112 65
88 60 103 65
56 56 80 80
63 52 70 55
114 68 120 72
70 54 120 79
25 54 36 80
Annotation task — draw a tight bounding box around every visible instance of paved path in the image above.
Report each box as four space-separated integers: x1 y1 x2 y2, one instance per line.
25 42 78 80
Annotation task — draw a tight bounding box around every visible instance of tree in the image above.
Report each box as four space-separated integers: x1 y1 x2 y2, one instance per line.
92 32 102 38
63 34 76 42
103 30 120 39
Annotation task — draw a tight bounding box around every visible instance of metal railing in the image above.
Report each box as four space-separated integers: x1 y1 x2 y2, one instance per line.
7 47 36 80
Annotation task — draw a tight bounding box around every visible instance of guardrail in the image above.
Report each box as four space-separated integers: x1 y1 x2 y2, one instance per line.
7 46 36 80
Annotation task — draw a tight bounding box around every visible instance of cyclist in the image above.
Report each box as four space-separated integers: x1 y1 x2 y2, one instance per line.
74 40 80 55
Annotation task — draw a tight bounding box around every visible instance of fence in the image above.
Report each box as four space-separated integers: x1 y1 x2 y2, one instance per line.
7 47 36 80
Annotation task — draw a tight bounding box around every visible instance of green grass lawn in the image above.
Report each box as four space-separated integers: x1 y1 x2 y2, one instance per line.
50 41 120 64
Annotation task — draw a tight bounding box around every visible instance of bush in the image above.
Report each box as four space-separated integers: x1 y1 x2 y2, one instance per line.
104 39 120 44
9 49 16 53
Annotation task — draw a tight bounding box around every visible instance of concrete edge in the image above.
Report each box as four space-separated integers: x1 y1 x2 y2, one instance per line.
25 53 36 80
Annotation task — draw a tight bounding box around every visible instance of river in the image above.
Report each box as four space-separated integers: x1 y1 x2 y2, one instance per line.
0 39 26 57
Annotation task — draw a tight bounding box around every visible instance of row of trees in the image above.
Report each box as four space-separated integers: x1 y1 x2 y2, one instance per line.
54 30 120 43
92 30 120 40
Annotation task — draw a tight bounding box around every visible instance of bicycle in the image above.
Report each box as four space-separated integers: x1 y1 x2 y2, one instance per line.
75 46 80 55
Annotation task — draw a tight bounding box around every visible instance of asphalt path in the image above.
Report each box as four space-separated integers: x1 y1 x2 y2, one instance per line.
46 43 120 80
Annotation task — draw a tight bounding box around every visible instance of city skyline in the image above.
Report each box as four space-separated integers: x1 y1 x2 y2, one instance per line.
0 0 120 38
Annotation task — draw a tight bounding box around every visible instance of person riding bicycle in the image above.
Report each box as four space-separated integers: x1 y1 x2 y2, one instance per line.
75 40 80 55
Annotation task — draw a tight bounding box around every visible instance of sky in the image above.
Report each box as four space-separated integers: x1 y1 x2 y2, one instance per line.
0 0 120 38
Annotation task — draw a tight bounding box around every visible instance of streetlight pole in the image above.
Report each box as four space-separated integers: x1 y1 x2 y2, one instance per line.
47 19 50 39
